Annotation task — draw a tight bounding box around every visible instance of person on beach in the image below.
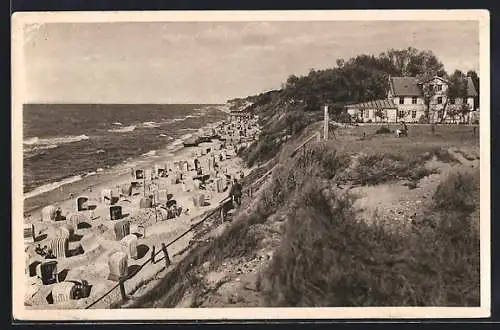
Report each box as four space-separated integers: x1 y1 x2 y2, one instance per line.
229 178 243 208
45 249 56 259
396 120 408 137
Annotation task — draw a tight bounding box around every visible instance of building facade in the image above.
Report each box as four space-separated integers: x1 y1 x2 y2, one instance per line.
346 76 478 124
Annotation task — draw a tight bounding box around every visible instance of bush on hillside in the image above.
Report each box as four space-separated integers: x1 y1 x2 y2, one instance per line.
421 147 458 163
245 135 282 167
432 170 479 213
259 143 349 211
296 143 350 180
259 176 480 307
349 152 435 186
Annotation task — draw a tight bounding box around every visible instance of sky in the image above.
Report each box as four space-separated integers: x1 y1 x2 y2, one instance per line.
23 20 479 104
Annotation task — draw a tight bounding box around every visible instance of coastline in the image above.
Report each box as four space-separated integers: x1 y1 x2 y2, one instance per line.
23 110 259 310
23 118 225 218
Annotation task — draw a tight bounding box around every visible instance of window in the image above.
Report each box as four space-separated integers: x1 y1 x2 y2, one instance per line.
450 98 455 105
398 110 405 118
398 97 404 104
463 97 467 104
438 111 443 119
411 110 417 118
365 110 369 118
437 97 443 104
436 84 442 91
428 84 434 91
411 97 417 104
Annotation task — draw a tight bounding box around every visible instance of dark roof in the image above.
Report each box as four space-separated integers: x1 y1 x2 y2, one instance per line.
346 99 397 109
389 77 422 96
390 76 478 97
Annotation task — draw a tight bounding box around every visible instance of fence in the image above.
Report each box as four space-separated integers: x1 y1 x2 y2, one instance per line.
290 131 321 158
84 195 233 309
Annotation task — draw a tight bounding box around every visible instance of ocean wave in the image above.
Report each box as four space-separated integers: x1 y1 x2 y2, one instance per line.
24 144 59 153
108 125 136 133
23 134 90 146
179 128 198 132
142 121 160 128
95 149 106 154
24 175 83 199
142 150 157 157
112 122 123 126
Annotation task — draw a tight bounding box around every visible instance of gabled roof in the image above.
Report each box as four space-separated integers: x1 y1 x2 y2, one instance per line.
389 76 478 97
345 99 397 110
417 75 450 85
389 77 422 96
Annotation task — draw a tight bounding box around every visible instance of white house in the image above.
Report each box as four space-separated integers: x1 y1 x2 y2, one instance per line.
346 75 478 124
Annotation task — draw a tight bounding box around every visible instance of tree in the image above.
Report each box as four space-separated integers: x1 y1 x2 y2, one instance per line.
379 47 445 77
458 102 472 123
442 70 469 123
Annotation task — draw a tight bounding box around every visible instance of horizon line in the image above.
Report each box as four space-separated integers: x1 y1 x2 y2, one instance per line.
22 102 228 105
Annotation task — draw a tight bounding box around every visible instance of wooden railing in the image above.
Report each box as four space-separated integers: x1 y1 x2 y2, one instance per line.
290 131 321 158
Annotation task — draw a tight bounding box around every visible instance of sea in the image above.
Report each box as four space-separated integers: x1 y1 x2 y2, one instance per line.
22 104 228 198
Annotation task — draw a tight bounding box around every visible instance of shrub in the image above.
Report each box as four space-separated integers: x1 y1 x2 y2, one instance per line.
433 170 479 213
349 152 434 185
335 111 352 123
418 115 428 124
260 177 480 307
366 119 373 123
245 135 281 167
259 143 349 212
421 147 458 163
296 143 350 180
375 126 392 134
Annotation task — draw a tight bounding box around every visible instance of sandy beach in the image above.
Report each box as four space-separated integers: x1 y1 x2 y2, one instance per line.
23 113 260 309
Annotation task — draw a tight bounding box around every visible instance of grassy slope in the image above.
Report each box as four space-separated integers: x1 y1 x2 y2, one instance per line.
257 124 480 306
127 112 480 307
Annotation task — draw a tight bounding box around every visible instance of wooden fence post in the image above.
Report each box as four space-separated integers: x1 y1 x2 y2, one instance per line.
161 243 171 267
119 277 127 302
150 245 156 264
220 207 225 224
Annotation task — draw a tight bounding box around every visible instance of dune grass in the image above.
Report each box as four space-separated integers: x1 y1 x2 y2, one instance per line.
259 166 480 306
